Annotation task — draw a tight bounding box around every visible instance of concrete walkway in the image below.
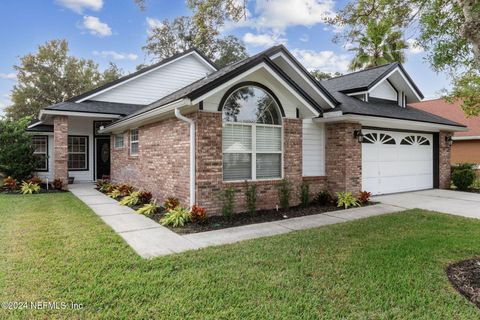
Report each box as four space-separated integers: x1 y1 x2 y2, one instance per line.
373 189 480 219
70 183 401 258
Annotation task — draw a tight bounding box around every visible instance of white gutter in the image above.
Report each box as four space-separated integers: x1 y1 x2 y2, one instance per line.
39 109 122 121
452 135 480 141
174 108 196 208
314 113 469 132
99 98 190 134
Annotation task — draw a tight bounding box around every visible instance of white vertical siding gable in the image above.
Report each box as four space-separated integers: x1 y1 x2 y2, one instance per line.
302 119 325 176
91 54 213 105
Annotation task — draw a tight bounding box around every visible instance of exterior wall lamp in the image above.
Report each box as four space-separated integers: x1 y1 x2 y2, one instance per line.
354 129 364 143
445 135 453 147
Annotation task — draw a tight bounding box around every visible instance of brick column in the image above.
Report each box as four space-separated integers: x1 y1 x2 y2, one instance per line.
325 122 362 194
439 131 452 189
53 116 69 189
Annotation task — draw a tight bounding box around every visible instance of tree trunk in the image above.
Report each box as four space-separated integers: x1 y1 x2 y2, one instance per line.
456 0 480 67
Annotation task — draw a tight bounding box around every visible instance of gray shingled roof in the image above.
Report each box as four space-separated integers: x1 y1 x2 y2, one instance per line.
322 63 396 93
108 45 331 126
45 100 144 116
324 92 465 127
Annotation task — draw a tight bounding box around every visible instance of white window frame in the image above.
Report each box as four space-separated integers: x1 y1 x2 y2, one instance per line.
129 129 139 156
114 133 124 149
68 136 88 171
222 122 283 182
32 135 48 171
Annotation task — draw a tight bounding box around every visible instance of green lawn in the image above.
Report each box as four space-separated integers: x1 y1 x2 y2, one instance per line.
1 193 480 319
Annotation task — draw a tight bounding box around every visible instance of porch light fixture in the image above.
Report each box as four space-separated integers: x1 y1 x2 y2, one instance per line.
354 129 364 143
445 135 453 146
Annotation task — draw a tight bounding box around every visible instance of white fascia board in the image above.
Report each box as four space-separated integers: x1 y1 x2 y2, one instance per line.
452 135 480 141
76 51 215 103
191 62 321 117
269 52 336 109
313 114 468 132
346 91 368 96
39 109 122 120
27 121 44 129
369 67 422 101
99 98 190 133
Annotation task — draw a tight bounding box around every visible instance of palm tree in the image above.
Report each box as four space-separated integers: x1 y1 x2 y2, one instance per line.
348 19 407 71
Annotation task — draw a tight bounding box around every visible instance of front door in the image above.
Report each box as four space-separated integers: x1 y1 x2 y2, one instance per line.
96 138 111 180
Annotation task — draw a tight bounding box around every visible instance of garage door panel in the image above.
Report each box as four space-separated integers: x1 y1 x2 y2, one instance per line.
362 129 433 195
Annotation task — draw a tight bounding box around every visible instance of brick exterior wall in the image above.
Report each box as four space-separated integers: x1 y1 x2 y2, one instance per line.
325 122 362 194
111 116 191 207
53 116 68 189
439 131 453 189
195 112 319 215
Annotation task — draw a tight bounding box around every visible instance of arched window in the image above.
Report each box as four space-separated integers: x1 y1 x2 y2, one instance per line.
221 84 283 181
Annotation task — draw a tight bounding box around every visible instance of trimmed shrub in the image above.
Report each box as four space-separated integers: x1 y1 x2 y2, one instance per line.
452 163 476 191
300 182 309 207
315 189 334 205
277 178 291 210
219 187 236 217
244 182 257 215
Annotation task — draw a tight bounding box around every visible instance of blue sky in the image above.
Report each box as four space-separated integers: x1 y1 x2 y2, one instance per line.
0 0 452 114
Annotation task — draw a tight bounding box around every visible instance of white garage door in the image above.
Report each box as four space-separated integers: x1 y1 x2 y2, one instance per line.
362 129 433 195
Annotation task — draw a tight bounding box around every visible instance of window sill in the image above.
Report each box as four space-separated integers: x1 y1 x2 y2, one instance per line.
223 178 283 186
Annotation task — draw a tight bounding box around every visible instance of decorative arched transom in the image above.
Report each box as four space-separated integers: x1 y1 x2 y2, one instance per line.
400 135 430 146
362 132 396 144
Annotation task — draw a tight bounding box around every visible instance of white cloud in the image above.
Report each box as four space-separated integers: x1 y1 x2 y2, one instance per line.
0 73 16 80
229 0 335 33
81 16 112 37
243 32 286 47
56 0 103 13
292 48 351 73
93 50 138 61
406 39 424 54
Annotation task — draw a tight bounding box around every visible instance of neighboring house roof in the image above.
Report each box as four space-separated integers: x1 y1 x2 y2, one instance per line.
324 62 424 99
44 100 144 116
108 46 334 126
322 88 466 127
410 98 480 137
68 48 218 103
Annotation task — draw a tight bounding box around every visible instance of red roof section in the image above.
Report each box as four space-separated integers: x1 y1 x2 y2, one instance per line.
410 98 480 137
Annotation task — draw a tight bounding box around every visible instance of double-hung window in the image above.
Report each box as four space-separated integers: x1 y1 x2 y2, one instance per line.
222 85 282 181
130 129 139 156
114 133 124 148
68 136 88 170
32 135 48 171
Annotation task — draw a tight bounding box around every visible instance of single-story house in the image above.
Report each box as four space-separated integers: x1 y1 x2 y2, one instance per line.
27 45 466 214
411 98 480 170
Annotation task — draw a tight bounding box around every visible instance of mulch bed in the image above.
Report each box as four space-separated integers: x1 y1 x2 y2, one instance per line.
95 187 375 235
446 257 480 309
158 202 376 234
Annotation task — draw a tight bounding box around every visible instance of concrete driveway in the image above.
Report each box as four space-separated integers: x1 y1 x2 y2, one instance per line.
373 189 480 219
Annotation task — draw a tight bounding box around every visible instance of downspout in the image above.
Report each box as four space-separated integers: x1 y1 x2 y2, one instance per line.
174 108 195 208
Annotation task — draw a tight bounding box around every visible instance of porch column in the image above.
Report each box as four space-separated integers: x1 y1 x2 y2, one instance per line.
439 131 453 189
325 122 362 194
53 116 69 190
